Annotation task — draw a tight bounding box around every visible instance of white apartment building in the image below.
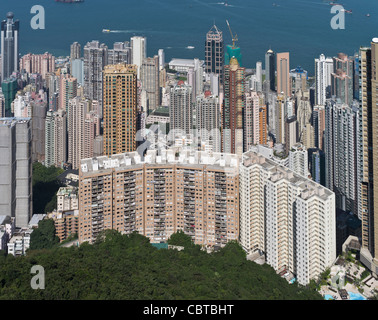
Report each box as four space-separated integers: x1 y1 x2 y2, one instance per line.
240 150 336 286
288 143 309 178
315 54 333 105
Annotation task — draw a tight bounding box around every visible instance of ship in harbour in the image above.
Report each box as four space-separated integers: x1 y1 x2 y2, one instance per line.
55 0 84 3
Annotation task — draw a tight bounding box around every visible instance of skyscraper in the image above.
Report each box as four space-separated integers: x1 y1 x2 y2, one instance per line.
195 93 221 152
223 57 245 155
325 99 358 213
288 143 308 177
313 105 326 150
140 55 160 113
0 118 32 228
19 52 55 79
58 74 78 113
45 109 67 168
239 150 336 286
358 38 378 275
1 12 19 82
108 41 131 65
68 97 99 170
1 77 17 116
158 49 165 70
276 52 291 97
259 105 268 145
205 24 224 84
169 81 192 136
103 64 138 156
130 36 147 78
83 41 108 117
265 49 276 91
70 42 81 60
315 54 333 105
255 61 263 92
244 90 260 150
331 53 354 106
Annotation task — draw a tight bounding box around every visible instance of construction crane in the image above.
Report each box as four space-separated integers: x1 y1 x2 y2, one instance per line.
226 20 238 48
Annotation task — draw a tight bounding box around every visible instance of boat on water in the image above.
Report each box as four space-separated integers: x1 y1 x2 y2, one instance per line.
102 29 110 33
186 46 195 49
366 13 370 17
56 0 84 3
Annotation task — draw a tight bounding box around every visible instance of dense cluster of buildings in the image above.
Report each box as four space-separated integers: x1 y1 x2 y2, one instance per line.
0 11 377 287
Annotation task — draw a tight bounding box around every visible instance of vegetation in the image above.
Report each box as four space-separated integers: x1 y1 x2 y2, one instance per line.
29 219 60 250
0 231 322 300
360 270 370 281
32 162 64 214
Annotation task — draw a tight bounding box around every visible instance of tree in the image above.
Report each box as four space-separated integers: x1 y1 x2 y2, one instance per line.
32 162 64 214
167 230 194 248
29 219 60 250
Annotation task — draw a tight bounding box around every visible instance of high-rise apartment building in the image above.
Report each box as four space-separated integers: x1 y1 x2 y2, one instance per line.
223 57 245 155
1 13 19 82
103 64 138 156
239 150 336 286
331 53 354 106
158 49 165 70
358 39 378 275
83 41 108 117
19 53 55 79
1 77 17 116
313 105 326 150
315 54 333 105
79 149 239 246
68 97 100 170
205 25 224 84
325 99 358 214
45 109 67 168
130 36 147 78
195 93 221 152
0 118 32 228
275 94 286 144
108 41 131 65
259 105 268 145
255 61 263 92
71 58 84 86
288 143 308 177
70 42 81 60
58 74 77 112
141 55 160 113
285 115 298 155
169 81 192 136
244 90 260 151
277 52 291 97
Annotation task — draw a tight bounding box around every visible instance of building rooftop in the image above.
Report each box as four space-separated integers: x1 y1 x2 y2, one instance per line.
243 150 334 201
81 149 239 175
0 117 31 127
28 214 46 228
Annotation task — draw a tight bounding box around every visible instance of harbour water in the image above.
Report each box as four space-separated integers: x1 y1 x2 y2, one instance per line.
0 0 377 74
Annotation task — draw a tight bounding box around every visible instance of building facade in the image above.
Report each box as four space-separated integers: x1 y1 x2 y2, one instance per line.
79 149 239 247
239 150 336 286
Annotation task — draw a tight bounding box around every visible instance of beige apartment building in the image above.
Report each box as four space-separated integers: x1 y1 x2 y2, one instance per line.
103 63 138 156
78 149 239 248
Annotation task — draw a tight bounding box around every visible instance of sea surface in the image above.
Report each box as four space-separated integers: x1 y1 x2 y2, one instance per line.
0 0 377 75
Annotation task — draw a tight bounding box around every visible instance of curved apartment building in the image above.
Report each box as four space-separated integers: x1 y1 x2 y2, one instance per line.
79 149 239 248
